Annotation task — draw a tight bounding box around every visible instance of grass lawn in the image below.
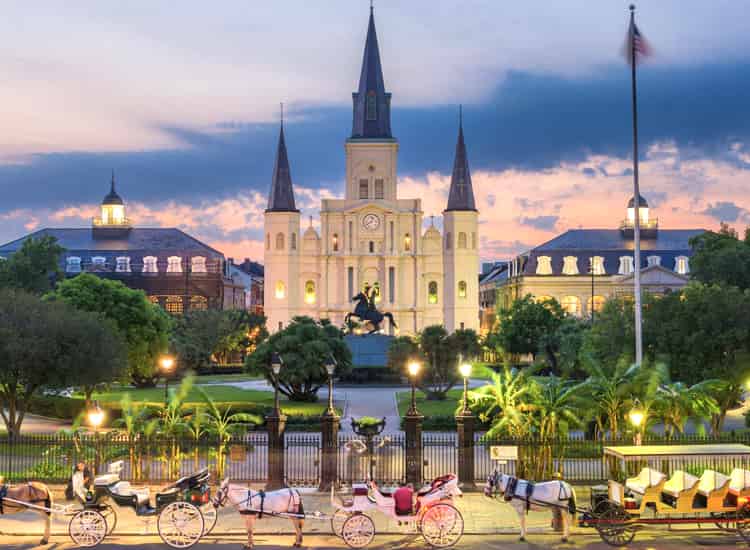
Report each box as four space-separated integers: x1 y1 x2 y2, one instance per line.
91 385 334 416
194 372 263 384
396 389 463 417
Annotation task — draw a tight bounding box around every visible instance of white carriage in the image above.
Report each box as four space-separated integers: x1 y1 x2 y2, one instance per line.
331 474 464 548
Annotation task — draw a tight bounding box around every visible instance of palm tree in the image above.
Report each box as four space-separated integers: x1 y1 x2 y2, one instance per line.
112 394 159 480
581 357 641 439
158 375 194 478
655 381 720 437
198 388 261 479
185 405 207 471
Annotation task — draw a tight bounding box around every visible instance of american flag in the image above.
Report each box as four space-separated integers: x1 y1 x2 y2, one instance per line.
624 18 652 66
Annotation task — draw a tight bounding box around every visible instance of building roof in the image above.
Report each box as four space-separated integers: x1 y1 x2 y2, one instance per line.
102 172 123 206
445 111 477 212
480 262 509 286
234 258 264 277
266 124 298 212
0 227 224 257
350 6 392 139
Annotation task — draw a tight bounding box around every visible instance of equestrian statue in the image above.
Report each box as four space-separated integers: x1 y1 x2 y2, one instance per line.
344 284 397 335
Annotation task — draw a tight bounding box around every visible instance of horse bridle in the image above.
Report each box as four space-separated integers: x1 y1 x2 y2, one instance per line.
212 485 229 508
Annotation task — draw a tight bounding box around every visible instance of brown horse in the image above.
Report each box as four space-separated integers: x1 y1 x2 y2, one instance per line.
0 478 54 544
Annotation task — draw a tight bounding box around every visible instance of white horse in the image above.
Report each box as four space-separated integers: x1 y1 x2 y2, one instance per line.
485 471 577 542
214 479 304 549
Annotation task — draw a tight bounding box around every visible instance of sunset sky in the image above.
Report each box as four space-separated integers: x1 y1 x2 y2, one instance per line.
2 0 750 261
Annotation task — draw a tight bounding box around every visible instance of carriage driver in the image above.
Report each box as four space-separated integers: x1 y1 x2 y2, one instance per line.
69 462 92 503
393 482 415 516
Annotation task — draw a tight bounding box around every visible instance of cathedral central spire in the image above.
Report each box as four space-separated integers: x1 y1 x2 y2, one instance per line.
351 5 392 139
445 107 477 212
266 118 299 212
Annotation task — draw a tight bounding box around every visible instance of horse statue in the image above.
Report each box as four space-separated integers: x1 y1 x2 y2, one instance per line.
485 471 577 543
344 292 397 335
0 477 54 544
213 478 305 549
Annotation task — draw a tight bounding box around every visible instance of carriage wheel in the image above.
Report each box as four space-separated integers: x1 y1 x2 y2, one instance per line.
711 511 736 531
157 501 205 548
100 505 117 536
200 502 218 535
593 500 636 547
331 509 352 538
69 509 107 548
419 503 464 548
734 504 750 543
341 513 375 548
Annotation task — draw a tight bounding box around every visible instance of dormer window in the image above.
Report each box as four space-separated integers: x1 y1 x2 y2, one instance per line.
143 256 158 273
536 256 553 275
191 256 207 273
167 256 182 273
115 257 131 273
66 256 82 273
675 256 690 275
562 256 579 275
91 256 106 271
589 256 606 275
618 256 634 275
647 255 661 267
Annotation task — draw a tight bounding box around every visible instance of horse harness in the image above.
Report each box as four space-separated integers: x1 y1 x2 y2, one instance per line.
241 489 301 519
502 475 574 515
0 482 48 515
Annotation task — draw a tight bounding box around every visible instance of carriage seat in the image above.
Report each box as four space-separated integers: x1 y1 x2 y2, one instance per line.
697 470 729 497
729 468 750 495
661 470 699 498
625 467 665 495
94 473 120 487
109 481 151 506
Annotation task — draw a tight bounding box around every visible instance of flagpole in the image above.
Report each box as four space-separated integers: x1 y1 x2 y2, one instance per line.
629 4 643 367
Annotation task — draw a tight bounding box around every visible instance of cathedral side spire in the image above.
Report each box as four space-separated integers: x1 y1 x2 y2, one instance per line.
351 5 392 139
445 108 477 212
266 119 299 212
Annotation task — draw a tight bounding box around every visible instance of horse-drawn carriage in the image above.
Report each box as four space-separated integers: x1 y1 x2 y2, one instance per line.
330 474 464 548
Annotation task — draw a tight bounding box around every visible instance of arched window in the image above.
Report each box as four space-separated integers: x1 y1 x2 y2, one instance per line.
404 233 411 251
143 256 158 273
458 280 467 298
291 232 297 251
675 255 690 275
536 256 553 275
369 241 375 253
589 295 606 314
535 295 554 304
275 281 286 299
266 233 270 250
445 232 452 250
191 256 207 273
275 232 285 250
165 296 183 315
562 256 579 275
561 295 581 316
305 280 316 304
372 281 381 303
618 256 634 275
458 232 467 249
332 233 339 252
167 256 182 273
190 295 208 311
428 281 438 304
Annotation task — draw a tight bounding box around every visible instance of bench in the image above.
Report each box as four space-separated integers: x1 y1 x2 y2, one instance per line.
661 470 699 512
695 470 730 509
729 468 750 498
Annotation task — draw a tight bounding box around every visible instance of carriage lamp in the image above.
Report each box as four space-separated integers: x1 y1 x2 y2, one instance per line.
270 352 283 415
407 360 421 416
459 360 472 414
159 355 176 408
88 401 105 431
325 355 337 416
629 400 645 446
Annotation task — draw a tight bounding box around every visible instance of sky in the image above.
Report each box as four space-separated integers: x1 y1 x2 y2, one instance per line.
2 0 750 262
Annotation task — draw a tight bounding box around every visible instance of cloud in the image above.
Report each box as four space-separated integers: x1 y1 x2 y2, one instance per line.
702 201 749 222
518 215 560 231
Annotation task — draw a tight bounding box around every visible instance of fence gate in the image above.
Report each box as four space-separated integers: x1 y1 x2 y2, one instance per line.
285 433 321 486
338 434 405 486
423 433 457 482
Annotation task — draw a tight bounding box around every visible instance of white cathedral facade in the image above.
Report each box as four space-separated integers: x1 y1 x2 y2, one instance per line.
263 8 479 335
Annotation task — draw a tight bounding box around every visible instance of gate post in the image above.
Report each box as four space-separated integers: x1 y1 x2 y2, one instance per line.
455 411 476 490
319 409 340 491
266 411 287 490
404 412 423 486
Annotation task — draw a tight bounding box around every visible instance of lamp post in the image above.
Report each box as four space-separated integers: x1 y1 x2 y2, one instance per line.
459 358 472 415
407 360 421 416
325 355 337 416
456 359 476 489
405 360 423 486
271 352 282 416
159 355 175 408
267 352 286 490
629 400 645 446
320 354 340 491
88 401 105 474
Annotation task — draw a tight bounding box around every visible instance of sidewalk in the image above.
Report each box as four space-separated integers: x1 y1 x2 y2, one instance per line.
0 487 592 537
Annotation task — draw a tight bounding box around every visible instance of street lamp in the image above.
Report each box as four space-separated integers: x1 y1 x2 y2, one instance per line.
459 359 472 414
629 400 645 446
159 355 175 408
88 401 105 475
325 355 337 416
271 352 283 416
407 360 421 416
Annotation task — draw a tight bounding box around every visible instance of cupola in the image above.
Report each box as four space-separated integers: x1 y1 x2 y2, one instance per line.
621 193 658 239
93 171 131 238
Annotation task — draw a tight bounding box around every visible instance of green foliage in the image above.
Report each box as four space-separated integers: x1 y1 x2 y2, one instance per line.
48 274 172 387
0 235 64 294
352 416 382 427
171 309 267 370
246 316 351 402
690 224 750 290
581 297 635 367
26 394 87 419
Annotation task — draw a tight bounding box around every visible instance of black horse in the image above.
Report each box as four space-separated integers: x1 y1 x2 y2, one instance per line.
344 292 398 335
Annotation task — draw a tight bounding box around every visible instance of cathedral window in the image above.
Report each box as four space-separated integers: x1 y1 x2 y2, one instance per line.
589 256 606 275
647 255 661 267
190 295 208 311
305 280 316 304
359 179 369 199
428 281 438 304
445 232 452 250
389 221 394 252
375 179 384 199
348 222 353 252
66 256 82 273
191 256 207 273
143 256 158 273
472 232 477 249
165 296 184 315
366 92 377 121
115 256 131 273
266 233 270 250
458 280 467 299
347 267 354 297
562 256 579 275
167 256 183 273
373 282 381 303
275 281 286 299
675 255 690 275
458 232 467 249
561 295 581 316
618 256 634 274
388 267 395 303
536 256 553 275
275 232 285 250
291 232 297 251
333 233 339 252
404 233 411 251
369 241 374 253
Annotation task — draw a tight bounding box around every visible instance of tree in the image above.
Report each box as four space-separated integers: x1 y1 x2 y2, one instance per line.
0 290 124 437
581 297 636 368
171 309 267 370
580 357 640 439
690 224 750 290
654 381 719 437
47 274 172 387
246 316 352 402
0 235 64 294
111 394 159 480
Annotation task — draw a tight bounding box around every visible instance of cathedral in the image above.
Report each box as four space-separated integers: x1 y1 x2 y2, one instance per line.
263 7 479 335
